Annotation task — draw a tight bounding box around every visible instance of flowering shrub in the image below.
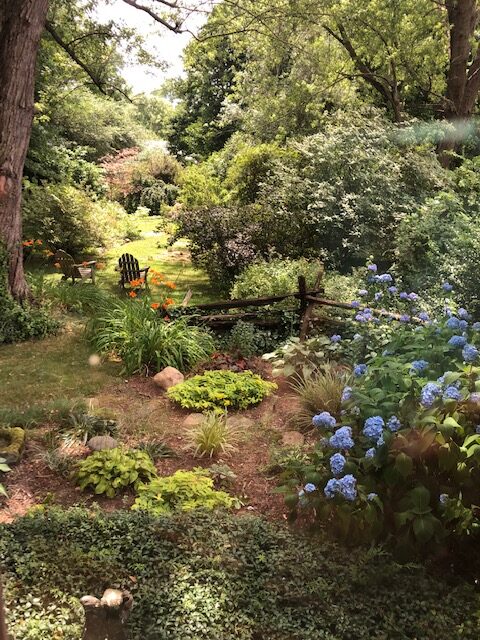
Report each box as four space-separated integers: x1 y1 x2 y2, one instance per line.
280 267 480 554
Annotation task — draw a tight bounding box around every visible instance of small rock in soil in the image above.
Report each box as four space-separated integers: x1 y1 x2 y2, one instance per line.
281 431 305 447
183 413 205 428
153 367 184 390
87 435 118 451
226 416 255 430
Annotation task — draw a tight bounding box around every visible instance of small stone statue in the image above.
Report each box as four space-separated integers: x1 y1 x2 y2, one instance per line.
81 589 133 640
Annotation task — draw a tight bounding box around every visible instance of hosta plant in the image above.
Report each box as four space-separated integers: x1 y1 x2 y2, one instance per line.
75 448 157 498
132 469 235 514
167 370 277 412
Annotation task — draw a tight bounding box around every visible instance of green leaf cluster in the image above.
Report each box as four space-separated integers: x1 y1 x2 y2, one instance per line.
167 370 277 412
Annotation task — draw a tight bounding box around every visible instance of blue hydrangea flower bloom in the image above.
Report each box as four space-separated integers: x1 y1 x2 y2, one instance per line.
472 322 480 331
448 335 467 348
374 292 383 301
458 308 470 320
469 392 480 403
330 334 342 343
363 416 385 439
388 286 398 294
408 292 419 301
418 311 430 322
410 360 428 374
367 492 378 501
355 312 369 323
324 478 340 499
351 300 360 308
446 316 460 330
377 273 393 283
459 320 469 331
329 426 354 450
399 292 409 300
330 453 346 476
304 483 316 493
365 447 376 459
341 386 353 403
462 343 479 363
338 474 357 501
358 289 368 296
353 333 362 341
377 435 385 446
367 264 377 272
443 386 461 401
399 314 411 323
442 282 453 292
312 411 337 429
387 416 401 432
420 382 442 407
354 364 367 377
439 493 449 506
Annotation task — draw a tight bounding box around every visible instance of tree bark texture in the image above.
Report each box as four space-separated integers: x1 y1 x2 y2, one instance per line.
0 0 49 301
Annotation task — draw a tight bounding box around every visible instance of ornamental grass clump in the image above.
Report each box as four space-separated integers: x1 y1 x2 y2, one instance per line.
185 413 239 458
167 370 277 412
277 268 480 555
87 296 214 375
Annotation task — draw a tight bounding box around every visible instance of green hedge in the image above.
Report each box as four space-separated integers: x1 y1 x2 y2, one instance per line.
1 508 478 639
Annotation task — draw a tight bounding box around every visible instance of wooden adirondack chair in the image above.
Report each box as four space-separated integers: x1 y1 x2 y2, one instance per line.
118 253 150 289
54 250 96 284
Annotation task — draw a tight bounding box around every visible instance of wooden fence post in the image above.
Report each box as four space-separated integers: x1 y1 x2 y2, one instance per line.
81 589 133 640
299 266 324 341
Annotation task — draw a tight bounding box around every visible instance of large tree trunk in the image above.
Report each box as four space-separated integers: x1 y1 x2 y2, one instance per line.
439 0 480 166
0 0 49 301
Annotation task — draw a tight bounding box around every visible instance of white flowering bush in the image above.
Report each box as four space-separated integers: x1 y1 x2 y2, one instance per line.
280 266 480 555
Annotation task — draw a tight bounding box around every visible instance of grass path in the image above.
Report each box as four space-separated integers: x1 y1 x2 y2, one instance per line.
0 217 215 413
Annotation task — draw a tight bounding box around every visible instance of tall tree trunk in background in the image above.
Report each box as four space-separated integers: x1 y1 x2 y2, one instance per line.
439 0 480 166
0 0 49 301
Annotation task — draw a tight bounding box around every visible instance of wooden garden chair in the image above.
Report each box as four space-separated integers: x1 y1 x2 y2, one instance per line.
54 250 96 284
117 253 150 289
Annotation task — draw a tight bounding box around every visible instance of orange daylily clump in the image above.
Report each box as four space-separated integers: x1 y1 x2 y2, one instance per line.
35 239 43 246
129 291 137 298
164 281 176 290
22 239 34 247
129 277 145 288
162 298 174 309
151 302 160 310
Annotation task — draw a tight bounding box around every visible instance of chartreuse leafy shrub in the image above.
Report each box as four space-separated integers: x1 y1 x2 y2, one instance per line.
280 266 480 555
88 296 214 375
132 469 234 514
167 370 277 412
0 247 58 344
75 448 157 498
1 508 479 640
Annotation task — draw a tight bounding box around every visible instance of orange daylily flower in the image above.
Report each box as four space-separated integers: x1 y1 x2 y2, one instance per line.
129 291 137 298
22 240 34 247
165 298 174 306
151 302 160 310
164 281 176 290
35 239 43 245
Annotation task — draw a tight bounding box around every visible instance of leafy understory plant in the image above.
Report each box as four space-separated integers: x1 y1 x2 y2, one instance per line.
132 469 235 514
75 448 157 498
185 413 239 458
137 440 176 461
167 370 277 412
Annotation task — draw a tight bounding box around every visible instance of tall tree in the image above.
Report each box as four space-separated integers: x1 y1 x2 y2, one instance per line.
0 0 50 301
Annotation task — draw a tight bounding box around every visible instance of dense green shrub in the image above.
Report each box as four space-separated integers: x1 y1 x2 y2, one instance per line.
231 258 321 302
22 182 133 255
177 161 227 208
88 297 214 375
75 449 157 498
1 508 479 640
132 469 234 513
167 370 277 412
0 248 58 344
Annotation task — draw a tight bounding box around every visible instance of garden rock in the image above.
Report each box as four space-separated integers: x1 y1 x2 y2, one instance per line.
153 367 184 390
282 431 305 447
183 413 205 428
226 416 255 430
87 435 118 451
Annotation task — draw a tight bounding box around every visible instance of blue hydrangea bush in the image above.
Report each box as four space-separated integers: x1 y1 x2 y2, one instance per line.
279 266 480 555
